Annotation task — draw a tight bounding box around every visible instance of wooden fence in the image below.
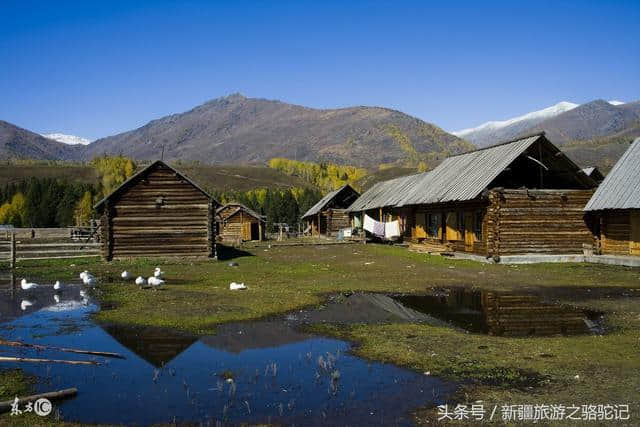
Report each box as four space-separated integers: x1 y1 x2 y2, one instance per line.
0 228 101 267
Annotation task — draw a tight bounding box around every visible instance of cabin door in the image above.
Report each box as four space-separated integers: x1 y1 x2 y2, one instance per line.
631 211 640 255
242 222 252 241
464 212 474 252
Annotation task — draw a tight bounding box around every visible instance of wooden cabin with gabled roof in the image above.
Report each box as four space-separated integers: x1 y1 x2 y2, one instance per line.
348 132 599 258
216 203 266 243
584 138 640 256
94 160 220 260
302 184 360 236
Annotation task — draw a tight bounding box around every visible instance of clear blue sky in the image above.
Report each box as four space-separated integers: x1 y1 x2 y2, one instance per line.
1 0 638 140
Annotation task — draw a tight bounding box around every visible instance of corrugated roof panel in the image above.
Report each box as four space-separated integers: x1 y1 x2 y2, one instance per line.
348 134 543 211
585 138 640 211
302 186 343 219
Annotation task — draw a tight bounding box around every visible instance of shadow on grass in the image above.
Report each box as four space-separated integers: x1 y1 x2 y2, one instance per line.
217 245 254 261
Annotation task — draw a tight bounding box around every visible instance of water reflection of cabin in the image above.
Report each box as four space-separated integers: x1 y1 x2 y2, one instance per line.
302 184 360 236
584 138 640 256
400 288 594 336
216 203 265 243
347 133 598 257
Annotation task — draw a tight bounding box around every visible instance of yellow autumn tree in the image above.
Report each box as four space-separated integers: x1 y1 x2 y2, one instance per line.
0 193 27 227
267 158 366 191
73 191 94 226
91 156 136 197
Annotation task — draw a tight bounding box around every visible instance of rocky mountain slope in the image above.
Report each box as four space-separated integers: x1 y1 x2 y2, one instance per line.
82 94 471 167
0 120 82 160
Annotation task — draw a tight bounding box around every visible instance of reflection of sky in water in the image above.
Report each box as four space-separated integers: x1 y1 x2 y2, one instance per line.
0 284 455 426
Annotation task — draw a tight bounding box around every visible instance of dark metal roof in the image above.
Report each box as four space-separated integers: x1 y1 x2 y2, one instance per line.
217 203 266 222
349 132 592 211
584 138 640 211
301 184 359 219
94 160 217 211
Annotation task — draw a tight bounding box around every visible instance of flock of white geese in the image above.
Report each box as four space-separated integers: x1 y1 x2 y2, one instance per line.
18 267 167 312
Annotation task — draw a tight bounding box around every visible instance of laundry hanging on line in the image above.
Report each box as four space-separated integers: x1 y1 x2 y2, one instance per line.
363 214 401 238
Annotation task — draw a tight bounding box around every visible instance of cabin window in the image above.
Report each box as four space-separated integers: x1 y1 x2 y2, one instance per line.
474 211 483 240
427 213 441 238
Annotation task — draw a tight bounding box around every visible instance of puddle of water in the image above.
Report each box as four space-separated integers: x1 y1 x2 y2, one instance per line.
0 278 454 425
393 288 605 336
294 289 606 337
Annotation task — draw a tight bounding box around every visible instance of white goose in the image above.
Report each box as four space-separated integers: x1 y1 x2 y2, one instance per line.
135 276 146 286
20 279 38 290
229 282 247 290
80 271 90 280
148 276 165 288
121 271 132 280
153 267 164 279
53 280 62 290
21 300 34 311
83 275 97 286
53 294 60 303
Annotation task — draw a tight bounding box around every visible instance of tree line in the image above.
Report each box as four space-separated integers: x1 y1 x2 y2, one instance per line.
268 158 367 191
0 156 137 228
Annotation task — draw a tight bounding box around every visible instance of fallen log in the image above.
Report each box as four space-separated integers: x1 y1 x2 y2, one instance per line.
0 339 124 359
0 356 98 366
0 388 78 413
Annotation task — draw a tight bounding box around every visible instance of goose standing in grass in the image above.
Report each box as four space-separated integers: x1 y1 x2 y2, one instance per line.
153 267 164 279
53 280 62 290
20 279 38 290
148 276 165 289
135 276 146 286
121 271 132 280
83 274 97 286
229 282 247 290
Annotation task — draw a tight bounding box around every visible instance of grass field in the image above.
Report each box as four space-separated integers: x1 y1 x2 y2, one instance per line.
5 243 640 424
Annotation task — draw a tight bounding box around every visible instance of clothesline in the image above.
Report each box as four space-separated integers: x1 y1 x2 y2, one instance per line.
363 214 401 238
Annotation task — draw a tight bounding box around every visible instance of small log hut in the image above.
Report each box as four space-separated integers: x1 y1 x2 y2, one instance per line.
584 138 640 256
301 184 360 236
94 160 219 260
216 203 265 243
348 132 598 257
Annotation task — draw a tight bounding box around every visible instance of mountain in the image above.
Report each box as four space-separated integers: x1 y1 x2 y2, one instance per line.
453 99 640 173
528 100 640 143
452 101 579 147
0 120 83 160
42 133 92 145
83 94 471 167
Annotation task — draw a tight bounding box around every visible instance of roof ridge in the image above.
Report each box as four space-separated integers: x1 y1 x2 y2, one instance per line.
450 131 546 158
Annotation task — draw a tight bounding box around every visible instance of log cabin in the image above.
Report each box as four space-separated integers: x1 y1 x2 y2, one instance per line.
216 203 265 243
348 132 598 257
94 160 219 261
302 184 360 236
584 138 640 256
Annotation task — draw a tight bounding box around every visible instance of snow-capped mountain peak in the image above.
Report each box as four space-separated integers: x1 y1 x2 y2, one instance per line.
42 133 93 145
452 101 579 137
608 100 625 106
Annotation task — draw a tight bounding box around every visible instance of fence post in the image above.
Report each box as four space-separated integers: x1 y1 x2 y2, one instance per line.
10 232 16 269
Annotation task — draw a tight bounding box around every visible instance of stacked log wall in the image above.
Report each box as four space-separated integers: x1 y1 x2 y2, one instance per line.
491 189 594 255
327 209 351 234
601 210 631 255
108 166 210 258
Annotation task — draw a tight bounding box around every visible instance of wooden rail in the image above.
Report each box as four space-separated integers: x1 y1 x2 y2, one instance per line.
0 230 100 267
